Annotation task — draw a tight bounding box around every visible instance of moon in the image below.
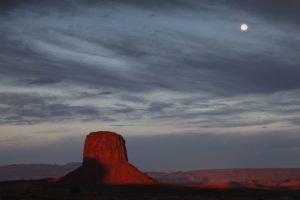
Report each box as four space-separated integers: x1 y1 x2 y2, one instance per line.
241 23 248 31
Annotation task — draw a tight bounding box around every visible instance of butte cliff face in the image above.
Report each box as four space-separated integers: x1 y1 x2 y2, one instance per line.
58 131 157 186
84 132 128 164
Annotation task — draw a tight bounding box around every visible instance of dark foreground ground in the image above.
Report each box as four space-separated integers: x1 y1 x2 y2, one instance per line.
0 179 299 200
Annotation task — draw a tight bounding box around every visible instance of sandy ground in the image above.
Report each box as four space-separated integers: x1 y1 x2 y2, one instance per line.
0 180 299 200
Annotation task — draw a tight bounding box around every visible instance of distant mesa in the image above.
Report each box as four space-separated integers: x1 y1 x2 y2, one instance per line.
57 131 157 186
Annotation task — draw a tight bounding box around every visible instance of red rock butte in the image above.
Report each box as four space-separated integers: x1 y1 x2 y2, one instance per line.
84 131 128 164
58 131 157 186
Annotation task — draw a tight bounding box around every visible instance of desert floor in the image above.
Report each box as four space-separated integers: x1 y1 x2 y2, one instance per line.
0 180 299 200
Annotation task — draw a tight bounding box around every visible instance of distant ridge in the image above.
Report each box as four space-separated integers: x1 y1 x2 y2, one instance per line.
0 163 80 181
147 168 300 184
2 164 300 184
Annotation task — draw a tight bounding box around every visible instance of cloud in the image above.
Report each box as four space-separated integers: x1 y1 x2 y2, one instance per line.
224 0 300 25
148 102 174 113
0 92 113 125
1 0 299 95
26 77 61 85
0 0 299 146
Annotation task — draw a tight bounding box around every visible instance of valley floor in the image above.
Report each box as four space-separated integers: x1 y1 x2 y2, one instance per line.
0 180 299 200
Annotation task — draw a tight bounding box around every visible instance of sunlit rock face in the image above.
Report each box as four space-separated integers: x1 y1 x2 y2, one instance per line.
83 131 128 165
58 131 157 186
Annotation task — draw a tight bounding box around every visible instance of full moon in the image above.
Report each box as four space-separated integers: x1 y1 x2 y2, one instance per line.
241 23 248 31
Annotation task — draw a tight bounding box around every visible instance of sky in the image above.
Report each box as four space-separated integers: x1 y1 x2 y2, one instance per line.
0 0 300 171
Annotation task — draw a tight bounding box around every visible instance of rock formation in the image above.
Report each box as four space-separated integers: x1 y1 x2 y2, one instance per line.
58 131 157 186
84 131 128 164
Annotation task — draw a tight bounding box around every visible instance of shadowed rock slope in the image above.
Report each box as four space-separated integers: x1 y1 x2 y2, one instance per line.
58 131 157 186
